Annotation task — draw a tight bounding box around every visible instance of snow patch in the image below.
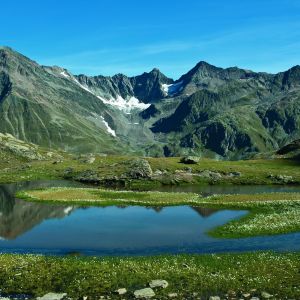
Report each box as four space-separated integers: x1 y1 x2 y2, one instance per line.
162 81 183 96
72 77 95 94
60 71 70 78
100 116 116 137
70 76 149 112
99 95 150 112
89 113 117 137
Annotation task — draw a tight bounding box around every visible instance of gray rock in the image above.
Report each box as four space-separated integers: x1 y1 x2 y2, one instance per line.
74 170 101 183
197 170 222 180
37 293 67 300
134 287 155 298
115 288 127 295
209 297 221 300
78 154 96 164
267 174 294 183
261 292 273 299
180 156 200 164
149 279 169 288
127 159 153 179
228 171 241 177
250 298 260 300
153 169 163 176
63 167 75 179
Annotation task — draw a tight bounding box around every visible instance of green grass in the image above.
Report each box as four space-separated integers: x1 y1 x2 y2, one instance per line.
17 188 300 238
0 252 299 299
1 150 300 186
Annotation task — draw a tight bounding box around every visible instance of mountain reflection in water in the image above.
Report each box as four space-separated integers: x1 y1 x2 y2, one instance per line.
0 180 299 256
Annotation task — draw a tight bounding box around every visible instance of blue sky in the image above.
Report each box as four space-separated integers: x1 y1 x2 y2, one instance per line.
2 0 300 78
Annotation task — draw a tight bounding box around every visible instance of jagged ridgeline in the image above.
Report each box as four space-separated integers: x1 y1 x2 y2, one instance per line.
0 46 300 159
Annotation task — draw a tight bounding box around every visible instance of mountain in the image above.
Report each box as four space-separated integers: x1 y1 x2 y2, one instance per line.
151 62 300 158
1 46 300 159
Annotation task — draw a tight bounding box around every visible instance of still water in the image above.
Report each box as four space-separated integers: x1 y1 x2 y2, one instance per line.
0 180 299 256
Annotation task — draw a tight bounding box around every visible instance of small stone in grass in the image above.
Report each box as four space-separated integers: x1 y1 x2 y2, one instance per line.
261 292 273 299
168 293 178 298
134 288 155 298
242 293 251 299
149 279 169 288
115 288 127 295
37 293 67 300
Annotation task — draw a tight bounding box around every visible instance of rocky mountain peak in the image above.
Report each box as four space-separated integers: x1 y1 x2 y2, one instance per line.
276 65 300 89
150 67 161 74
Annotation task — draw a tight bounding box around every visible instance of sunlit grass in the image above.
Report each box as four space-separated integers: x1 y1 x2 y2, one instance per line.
17 187 200 206
0 252 299 299
1 151 300 185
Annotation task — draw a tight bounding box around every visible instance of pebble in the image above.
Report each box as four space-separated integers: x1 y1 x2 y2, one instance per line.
37 293 67 300
261 292 273 299
115 288 127 295
168 293 178 298
134 288 155 299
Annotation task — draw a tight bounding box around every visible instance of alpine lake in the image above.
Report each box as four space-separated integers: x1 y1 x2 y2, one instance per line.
1 180 300 256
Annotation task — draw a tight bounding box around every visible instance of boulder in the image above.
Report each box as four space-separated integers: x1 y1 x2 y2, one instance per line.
74 170 101 184
197 170 222 180
127 159 153 179
180 156 200 164
78 154 96 164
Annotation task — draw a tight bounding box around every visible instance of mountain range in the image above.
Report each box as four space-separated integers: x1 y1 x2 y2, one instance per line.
1 46 300 159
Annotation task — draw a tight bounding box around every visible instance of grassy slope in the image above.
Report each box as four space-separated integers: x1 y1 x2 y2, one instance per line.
18 189 300 238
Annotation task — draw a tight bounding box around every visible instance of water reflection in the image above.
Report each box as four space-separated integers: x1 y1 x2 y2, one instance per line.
0 180 80 240
0 180 299 256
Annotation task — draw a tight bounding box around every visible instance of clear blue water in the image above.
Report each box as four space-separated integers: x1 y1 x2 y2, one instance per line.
0 180 299 256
